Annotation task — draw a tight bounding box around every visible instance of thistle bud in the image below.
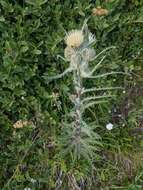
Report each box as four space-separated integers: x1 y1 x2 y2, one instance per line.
82 48 96 62
64 46 75 61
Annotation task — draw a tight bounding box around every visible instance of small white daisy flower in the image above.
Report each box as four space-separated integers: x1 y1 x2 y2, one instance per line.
106 123 113 130
65 30 84 48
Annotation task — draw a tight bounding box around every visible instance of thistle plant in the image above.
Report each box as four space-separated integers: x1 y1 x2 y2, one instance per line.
45 21 126 162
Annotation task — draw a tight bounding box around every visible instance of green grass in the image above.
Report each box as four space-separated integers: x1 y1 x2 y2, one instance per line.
0 0 143 189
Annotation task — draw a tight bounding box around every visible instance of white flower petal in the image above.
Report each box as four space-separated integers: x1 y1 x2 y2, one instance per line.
106 123 113 130
65 30 84 48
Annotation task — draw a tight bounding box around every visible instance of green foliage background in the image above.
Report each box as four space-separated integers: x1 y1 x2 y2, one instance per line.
0 0 143 189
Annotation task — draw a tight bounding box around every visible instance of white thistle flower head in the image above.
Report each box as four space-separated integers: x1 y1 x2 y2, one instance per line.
106 123 113 130
65 30 84 48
